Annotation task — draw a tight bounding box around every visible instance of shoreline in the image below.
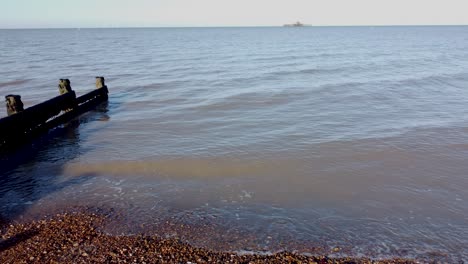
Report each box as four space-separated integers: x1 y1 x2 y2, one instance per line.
0 209 416 263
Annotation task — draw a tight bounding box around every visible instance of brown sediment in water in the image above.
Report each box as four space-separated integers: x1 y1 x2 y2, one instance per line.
0 209 416 264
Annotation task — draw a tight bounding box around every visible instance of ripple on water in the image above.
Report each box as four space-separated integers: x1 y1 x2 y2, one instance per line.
1 27 468 262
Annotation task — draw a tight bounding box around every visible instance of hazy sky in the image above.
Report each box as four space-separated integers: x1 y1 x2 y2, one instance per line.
1 0 468 28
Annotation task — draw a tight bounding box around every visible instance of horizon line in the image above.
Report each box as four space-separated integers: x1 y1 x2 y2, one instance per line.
1 24 468 30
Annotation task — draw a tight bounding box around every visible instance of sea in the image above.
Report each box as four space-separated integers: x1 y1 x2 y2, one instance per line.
1 26 468 262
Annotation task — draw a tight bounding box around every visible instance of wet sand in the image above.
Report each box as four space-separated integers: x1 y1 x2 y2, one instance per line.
0 209 416 263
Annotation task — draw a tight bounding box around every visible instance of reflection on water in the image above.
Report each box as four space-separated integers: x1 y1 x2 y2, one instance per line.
0 104 110 220
0 120 84 220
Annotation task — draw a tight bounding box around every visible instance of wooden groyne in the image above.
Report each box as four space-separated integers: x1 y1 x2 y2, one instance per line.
0 77 109 149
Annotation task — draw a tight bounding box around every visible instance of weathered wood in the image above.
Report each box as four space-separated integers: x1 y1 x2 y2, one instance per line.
0 92 77 144
76 87 108 105
58 79 77 111
76 77 108 105
5 95 24 116
0 77 109 149
58 79 73 95
95 76 105 89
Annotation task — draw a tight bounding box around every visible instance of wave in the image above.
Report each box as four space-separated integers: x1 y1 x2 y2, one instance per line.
249 51 353 63
311 71 468 94
0 79 31 89
262 65 358 79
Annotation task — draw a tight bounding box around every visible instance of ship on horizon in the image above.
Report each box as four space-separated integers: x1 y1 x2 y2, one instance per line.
283 21 310 27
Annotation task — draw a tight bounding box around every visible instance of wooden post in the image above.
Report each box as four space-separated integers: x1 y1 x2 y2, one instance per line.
95 76 108 100
58 79 73 95
95 76 106 89
5 95 24 116
58 79 76 111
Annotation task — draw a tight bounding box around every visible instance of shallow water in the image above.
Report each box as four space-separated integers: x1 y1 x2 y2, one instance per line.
1 26 468 262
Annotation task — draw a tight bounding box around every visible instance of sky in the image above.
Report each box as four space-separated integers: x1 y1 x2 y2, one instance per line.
1 0 468 28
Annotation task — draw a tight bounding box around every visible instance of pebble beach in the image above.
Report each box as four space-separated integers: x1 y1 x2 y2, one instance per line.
0 209 416 263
